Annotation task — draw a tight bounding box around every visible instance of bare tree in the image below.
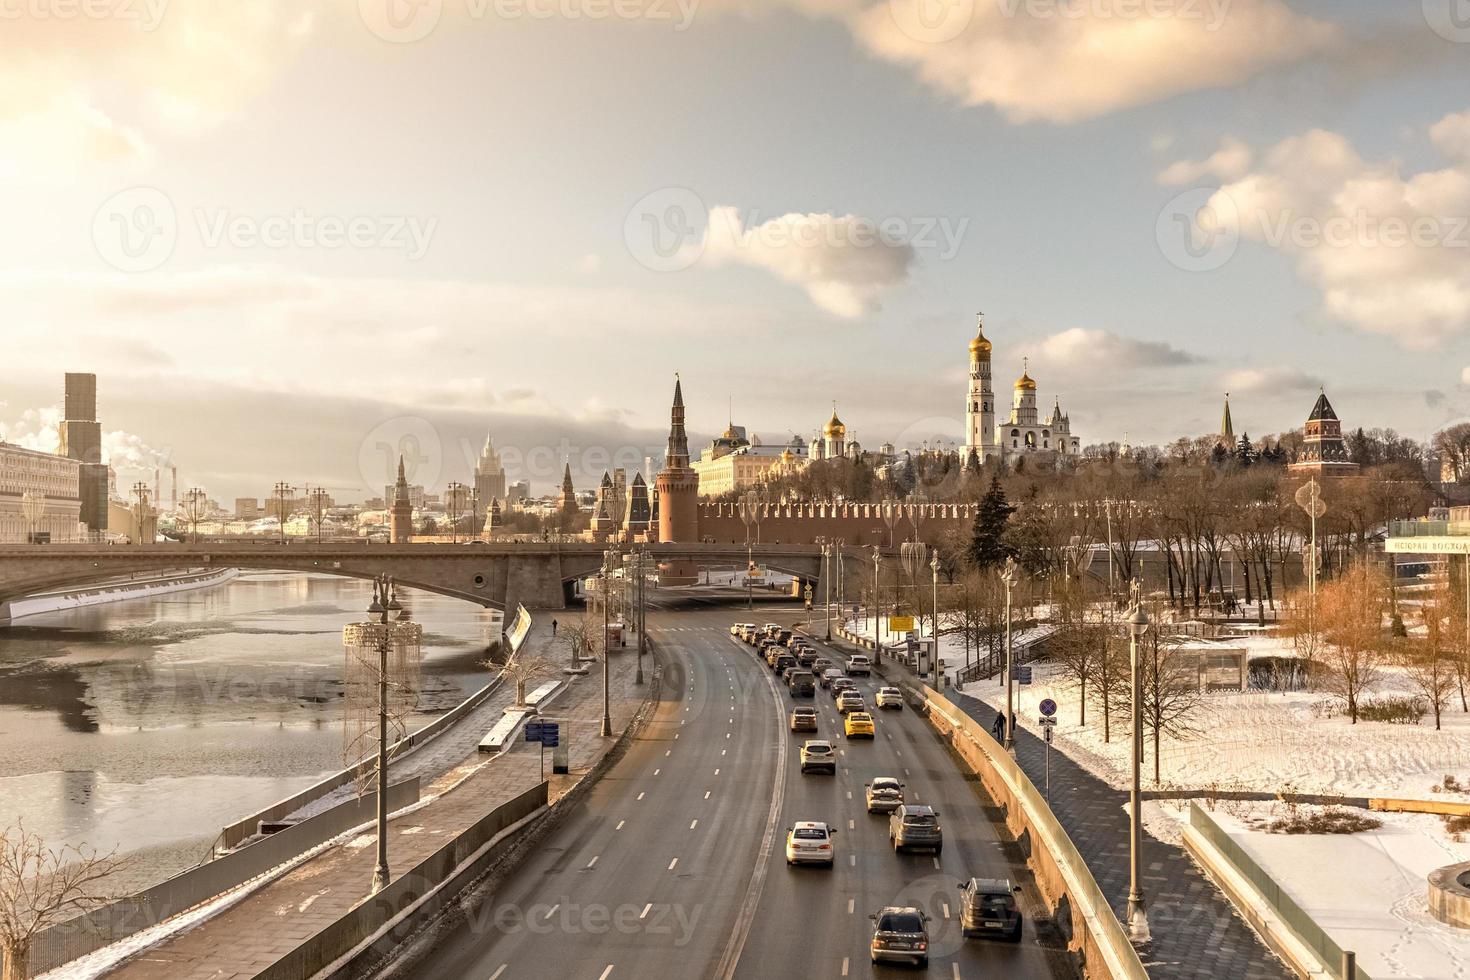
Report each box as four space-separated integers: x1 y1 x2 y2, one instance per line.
493 652 560 707
1 823 124 980
1408 588 1458 730
1434 423 1470 484
1086 632 1129 744
1316 562 1390 724
1138 628 1206 784
1048 586 1103 726
558 613 602 666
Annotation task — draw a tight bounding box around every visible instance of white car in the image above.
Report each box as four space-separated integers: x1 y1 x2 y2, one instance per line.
875 687 904 710
731 622 754 636
785 821 836 866
847 654 872 676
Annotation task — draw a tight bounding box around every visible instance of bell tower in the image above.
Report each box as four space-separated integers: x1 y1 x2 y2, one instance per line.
963 313 997 464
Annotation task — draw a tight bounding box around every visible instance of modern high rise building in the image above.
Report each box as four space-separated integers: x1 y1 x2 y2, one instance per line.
58 372 107 533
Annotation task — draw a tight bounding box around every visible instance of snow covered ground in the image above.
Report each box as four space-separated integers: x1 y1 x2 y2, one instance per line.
1201 806 1470 980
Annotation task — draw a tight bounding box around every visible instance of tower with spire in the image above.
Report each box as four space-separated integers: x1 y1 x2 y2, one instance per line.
1289 388 1360 477
964 313 998 465
986 323 1081 463
473 432 507 525
656 375 701 584
556 461 578 514
1220 394 1235 446
389 456 414 543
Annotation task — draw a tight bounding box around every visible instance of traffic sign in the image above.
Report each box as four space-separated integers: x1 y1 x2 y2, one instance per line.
540 734 559 747
1044 725 1053 744
1039 698 1057 718
525 721 560 744
1015 666 1033 685
1038 716 1058 726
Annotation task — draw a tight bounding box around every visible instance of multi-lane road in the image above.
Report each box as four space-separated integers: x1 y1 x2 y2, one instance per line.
401 599 1073 980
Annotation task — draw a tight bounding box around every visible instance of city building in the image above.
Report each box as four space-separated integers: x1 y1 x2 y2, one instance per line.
809 407 854 462
473 433 507 524
691 423 808 497
963 314 998 465
235 497 261 520
58 372 108 533
0 442 83 543
1289 390 1360 477
508 480 530 504
590 469 628 535
655 376 700 584
556 462 578 515
997 359 1080 463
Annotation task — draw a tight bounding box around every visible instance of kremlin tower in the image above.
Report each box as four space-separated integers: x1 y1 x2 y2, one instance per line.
655 375 700 585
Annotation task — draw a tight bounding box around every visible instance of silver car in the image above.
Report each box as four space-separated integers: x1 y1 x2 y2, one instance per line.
865 776 905 814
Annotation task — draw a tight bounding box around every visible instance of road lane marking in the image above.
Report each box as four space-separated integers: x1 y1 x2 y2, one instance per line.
704 791 711 799
546 904 560 918
847 898 854 914
668 857 679 870
654 769 661 776
721 749 727 756
488 966 507 980
690 819 698 829
841 957 850 976
714 768 721 775
599 967 614 980
637 792 645 801
904 768 911 776
674 733 680 740
846 791 852 799
666 749 672 756
942 902 950 918
641 903 652 919
616 820 625 830
848 819 854 829
849 855 855 867
933 857 941 870
587 856 599 869
952 965 961 980
726 733 731 739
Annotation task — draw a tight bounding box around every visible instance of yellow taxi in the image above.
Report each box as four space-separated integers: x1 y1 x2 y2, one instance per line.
844 711 876 739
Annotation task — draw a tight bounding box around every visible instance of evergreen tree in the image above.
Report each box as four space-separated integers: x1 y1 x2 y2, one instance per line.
964 450 981 477
968 475 1014 569
1236 433 1254 467
1210 443 1229 467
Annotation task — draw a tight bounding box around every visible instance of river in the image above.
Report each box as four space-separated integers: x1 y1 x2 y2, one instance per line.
0 571 499 884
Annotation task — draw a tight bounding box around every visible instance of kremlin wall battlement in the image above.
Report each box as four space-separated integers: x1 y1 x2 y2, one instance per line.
694 501 977 546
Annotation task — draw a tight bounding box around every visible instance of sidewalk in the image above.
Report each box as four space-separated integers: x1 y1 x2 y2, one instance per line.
823 628 1290 980
100 643 650 980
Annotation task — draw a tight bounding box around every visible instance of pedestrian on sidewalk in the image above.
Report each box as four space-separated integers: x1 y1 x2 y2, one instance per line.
552 618 558 636
991 711 1005 741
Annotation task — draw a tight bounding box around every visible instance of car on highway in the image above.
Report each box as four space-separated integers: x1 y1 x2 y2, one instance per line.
864 777 904 813
781 664 802 684
869 907 930 968
812 656 834 673
795 648 818 668
777 629 793 645
875 687 904 710
889 804 942 854
789 705 818 732
836 692 866 715
762 623 781 637
844 711 875 738
788 670 816 697
773 654 797 675
958 877 1024 942
847 654 872 676
731 622 754 636
819 667 844 689
784 821 836 866
830 678 857 700
799 739 837 774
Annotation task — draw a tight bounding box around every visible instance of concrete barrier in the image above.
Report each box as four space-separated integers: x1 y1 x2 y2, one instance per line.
17 778 421 977
1371 797 1470 817
913 684 1149 980
257 782 550 980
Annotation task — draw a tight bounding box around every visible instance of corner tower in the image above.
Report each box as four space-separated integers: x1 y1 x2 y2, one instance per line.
389 456 414 543
656 375 700 585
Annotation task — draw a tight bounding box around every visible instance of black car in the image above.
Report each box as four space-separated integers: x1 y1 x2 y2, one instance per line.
773 654 797 675
788 670 816 697
829 677 857 699
959 877 1023 942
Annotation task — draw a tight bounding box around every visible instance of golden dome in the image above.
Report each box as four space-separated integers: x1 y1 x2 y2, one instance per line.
721 424 740 441
969 326 992 357
1014 366 1037 391
823 409 846 438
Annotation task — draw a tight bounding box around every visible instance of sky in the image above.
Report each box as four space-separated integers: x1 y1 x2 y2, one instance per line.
1 0 1468 500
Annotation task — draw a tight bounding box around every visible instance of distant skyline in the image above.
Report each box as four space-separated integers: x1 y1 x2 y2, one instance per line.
2 0 1467 499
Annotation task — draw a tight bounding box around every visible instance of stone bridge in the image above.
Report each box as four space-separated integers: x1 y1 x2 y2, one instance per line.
0 542 880 615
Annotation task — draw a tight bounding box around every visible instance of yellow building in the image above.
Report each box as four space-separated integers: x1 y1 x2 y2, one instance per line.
692 425 808 497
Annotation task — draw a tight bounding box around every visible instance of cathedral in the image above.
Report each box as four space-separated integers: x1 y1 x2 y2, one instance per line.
962 314 1080 467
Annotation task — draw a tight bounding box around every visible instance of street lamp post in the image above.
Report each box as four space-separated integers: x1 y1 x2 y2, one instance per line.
274 482 293 544
131 482 151 545
930 551 940 681
369 575 402 894
635 546 646 685
21 490 44 545
872 549 883 651
1000 557 1019 749
824 542 833 641
600 550 613 736
1126 587 1151 943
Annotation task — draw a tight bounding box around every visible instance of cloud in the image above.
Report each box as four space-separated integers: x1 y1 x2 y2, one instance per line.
1157 138 1253 187
1036 328 1199 369
1461 366 1470 387
0 2 316 175
1172 111 1470 349
700 206 916 317
1221 367 1324 393
843 0 1338 124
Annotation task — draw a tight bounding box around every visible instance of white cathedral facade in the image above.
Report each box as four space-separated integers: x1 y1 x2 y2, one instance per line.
962 315 1080 467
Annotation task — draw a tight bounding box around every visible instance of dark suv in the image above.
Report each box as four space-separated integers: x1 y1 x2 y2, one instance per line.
958 877 1023 942
869 906 930 967
788 670 816 697
889 804 942 854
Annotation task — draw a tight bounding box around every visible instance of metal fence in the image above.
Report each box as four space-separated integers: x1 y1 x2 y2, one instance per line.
15 778 420 977
1188 804 1370 980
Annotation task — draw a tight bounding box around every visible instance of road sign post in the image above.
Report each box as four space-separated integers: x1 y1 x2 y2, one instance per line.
526 721 561 781
1038 714 1057 799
